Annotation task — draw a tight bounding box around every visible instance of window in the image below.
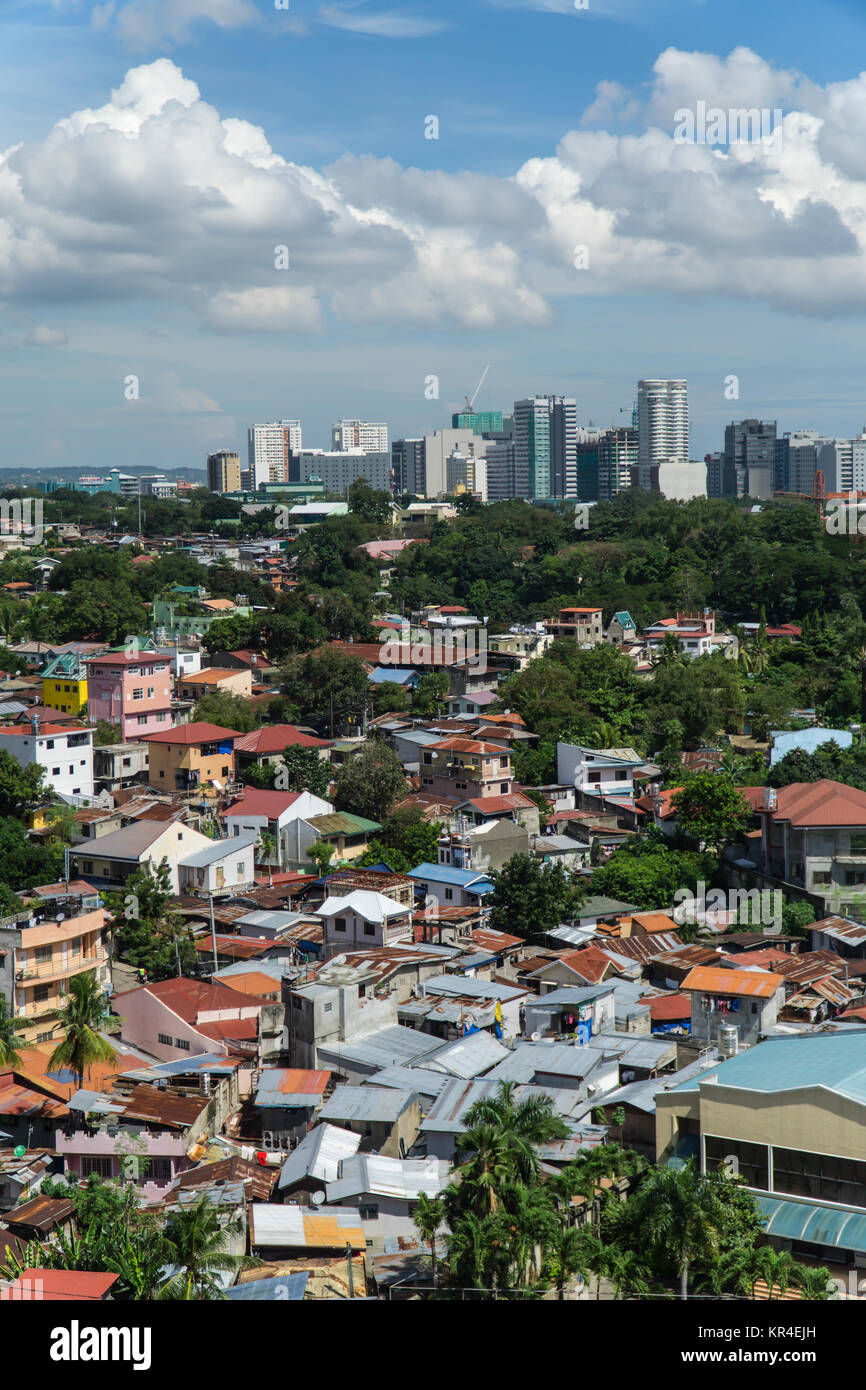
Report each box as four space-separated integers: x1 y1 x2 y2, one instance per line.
323 1002 333 1013
175 1038 190 1051
846 870 866 886
363 923 375 936
45 739 54 750
137 715 147 726
158 1033 172 1046
34 944 52 962
52 767 60 776
333 917 347 932
772 1145 866 1208
704 1135 768 1189
132 688 144 700
359 1202 379 1220
445 888 453 901
146 1159 171 1182
147 688 154 698
80 1156 113 1179
33 984 50 1002
813 871 831 886
851 834 866 852
500 783 508 793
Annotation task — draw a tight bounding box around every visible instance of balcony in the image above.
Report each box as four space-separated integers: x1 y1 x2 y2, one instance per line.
16 950 109 987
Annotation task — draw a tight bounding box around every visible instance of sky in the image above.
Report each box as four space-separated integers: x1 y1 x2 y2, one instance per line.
4 0 866 473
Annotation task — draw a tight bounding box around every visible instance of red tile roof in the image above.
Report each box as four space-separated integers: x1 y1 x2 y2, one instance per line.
220 788 302 818
767 780 866 828
139 721 241 745
234 724 331 754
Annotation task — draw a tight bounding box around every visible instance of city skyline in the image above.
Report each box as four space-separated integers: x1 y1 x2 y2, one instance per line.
3 3 866 470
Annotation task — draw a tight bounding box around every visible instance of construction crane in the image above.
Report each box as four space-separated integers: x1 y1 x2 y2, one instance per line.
464 364 491 414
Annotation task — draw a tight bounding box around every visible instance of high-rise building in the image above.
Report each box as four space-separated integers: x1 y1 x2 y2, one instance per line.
447 451 487 501
450 410 504 435
598 427 638 501
206 450 241 494
246 421 302 489
783 430 822 495
485 441 518 501
637 380 689 489
513 396 577 500
293 449 392 495
392 438 426 496
422 429 485 497
705 452 724 498
332 420 389 453
723 419 777 499
818 437 858 494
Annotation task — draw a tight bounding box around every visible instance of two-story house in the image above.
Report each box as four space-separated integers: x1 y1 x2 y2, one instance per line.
556 742 644 802
758 780 866 918
140 721 242 794
85 650 172 740
545 607 604 646
680 965 785 1049
0 713 95 801
41 652 88 717
644 610 738 661
316 889 413 957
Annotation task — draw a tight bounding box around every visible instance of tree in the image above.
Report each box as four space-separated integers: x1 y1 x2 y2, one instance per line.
413 671 449 719
277 746 332 799
333 739 407 822
0 749 48 817
590 841 714 911
159 1195 258 1300
279 647 371 733
347 478 394 526
547 1225 593 1301
671 774 753 855
93 719 121 746
631 1160 727 1300
192 690 260 733
108 860 195 980
487 855 582 939
781 898 817 938
306 840 335 875
47 971 119 1091
413 1192 444 1289
356 839 411 873
0 993 28 1068
379 808 441 868
449 1083 570 1216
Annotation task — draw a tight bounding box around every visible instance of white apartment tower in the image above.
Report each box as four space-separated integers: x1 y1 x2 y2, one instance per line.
637 380 689 490
246 420 302 489
332 420 389 453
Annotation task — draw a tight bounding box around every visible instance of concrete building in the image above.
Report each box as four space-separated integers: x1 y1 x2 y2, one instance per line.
513 395 577 500
680 965 785 1049
332 420 389 453
637 379 689 490
73 818 215 893
206 451 242 494
723 419 777 499
598 426 637 500
293 448 391 495
0 905 111 1046
85 650 172 741
318 1085 420 1157
220 788 334 868
0 715 95 801
654 458 707 500
41 653 88 718
391 438 426 495
421 428 485 498
758 780 866 918
246 421 302 488
546 606 603 646
115 975 284 1064
316 889 413 956
140 721 242 794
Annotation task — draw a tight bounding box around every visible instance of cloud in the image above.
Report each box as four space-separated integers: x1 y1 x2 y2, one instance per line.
96 0 264 50
7 48 866 337
318 4 448 37
23 325 67 345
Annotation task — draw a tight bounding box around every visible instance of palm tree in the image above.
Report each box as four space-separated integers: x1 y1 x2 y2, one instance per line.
0 994 28 1069
158 1195 258 1300
457 1082 570 1192
715 1243 795 1298
548 1226 594 1300
793 1263 833 1300
631 1160 726 1300
413 1192 444 1289
451 1123 513 1215
47 971 118 1090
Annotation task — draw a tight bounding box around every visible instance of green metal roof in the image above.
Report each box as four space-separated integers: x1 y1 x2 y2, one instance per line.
670 1031 866 1104
307 812 382 836
756 1194 866 1252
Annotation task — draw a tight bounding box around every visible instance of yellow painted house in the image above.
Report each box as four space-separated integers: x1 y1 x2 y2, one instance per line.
41 652 88 717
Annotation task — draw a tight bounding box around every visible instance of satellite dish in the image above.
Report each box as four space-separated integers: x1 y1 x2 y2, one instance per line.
530 1031 542 1042
311 1190 326 1206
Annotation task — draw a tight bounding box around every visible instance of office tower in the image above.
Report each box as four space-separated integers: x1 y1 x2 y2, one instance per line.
723 419 777 499
598 427 638 501
783 430 822 495
246 421 302 489
392 438 426 496
450 409 504 435
485 441 518 501
513 396 577 500
576 429 603 502
447 450 487 500
206 450 241 494
294 448 392 495
422 429 484 497
818 438 857 494
637 380 689 489
853 434 866 492
332 420 389 452
705 452 724 498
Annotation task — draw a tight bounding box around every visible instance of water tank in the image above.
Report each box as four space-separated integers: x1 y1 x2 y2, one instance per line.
718 1023 739 1058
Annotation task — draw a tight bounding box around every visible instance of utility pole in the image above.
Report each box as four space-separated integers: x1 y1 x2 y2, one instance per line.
208 892 218 977
346 1242 355 1299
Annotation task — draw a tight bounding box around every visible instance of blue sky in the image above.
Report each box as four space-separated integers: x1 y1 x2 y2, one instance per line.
3 0 866 473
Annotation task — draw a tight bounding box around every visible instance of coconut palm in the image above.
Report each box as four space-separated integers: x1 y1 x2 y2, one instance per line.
450 1124 514 1216
158 1195 258 1300
547 1225 595 1301
631 1160 726 1300
47 971 118 1090
793 1264 834 1300
0 993 28 1069
714 1243 795 1298
413 1191 444 1289
457 1082 570 1193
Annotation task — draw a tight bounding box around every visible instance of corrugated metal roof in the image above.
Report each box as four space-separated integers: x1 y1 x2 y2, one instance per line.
421 1031 510 1079
250 1203 365 1251
277 1123 361 1189
226 1273 309 1300
319 1085 417 1123
756 1193 866 1252
680 965 783 998
317 1025 439 1071
363 1065 451 1098
327 1155 450 1203
255 1069 331 1109
669 1031 866 1102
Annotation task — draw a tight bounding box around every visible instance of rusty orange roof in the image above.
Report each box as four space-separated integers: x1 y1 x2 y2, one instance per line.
681 965 784 998
276 1069 330 1095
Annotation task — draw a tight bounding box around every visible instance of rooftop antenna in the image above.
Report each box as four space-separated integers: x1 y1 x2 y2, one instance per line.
464 364 491 415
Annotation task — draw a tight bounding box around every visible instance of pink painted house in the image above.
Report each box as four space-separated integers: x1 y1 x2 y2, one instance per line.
85 650 172 740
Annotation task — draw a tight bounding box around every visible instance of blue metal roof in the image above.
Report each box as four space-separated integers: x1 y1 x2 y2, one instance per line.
755 1194 866 1252
408 862 492 887
226 1273 308 1301
769 727 852 767
669 1030 866 1102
